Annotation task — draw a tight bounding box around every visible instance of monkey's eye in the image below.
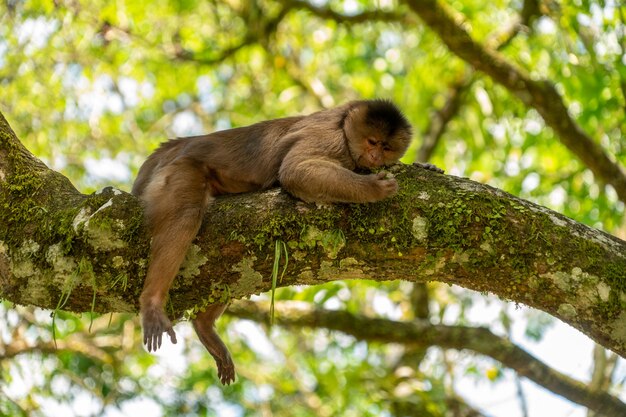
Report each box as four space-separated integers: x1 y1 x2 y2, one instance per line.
383 144 391 151
367 138 378 146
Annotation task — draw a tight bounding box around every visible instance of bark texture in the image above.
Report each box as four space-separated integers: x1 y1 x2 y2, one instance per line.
1 112 625 359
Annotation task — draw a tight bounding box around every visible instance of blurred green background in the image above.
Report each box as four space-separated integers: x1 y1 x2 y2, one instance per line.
1 0 625 416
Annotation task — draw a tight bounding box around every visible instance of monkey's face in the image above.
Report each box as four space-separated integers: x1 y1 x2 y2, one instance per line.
358 136 391 168
344 101 412 169
353 129 411 169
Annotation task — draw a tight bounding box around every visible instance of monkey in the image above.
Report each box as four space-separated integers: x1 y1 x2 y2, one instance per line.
132 99 420 385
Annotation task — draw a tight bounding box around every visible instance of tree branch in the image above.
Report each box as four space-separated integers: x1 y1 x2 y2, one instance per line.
417 74 469 162
1 111 626 359
417 16 526 162
405 0 626 204
281 0 404 24
229 300 626 417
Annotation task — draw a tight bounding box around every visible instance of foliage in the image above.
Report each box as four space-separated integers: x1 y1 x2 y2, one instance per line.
1 0 625 416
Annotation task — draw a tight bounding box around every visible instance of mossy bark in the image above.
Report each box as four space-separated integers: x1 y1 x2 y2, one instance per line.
1 112 625 357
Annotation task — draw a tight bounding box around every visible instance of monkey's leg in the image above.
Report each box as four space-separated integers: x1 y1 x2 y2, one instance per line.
140 159 212 352
192 305 236 385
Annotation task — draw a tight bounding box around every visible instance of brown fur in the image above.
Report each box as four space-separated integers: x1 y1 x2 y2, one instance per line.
132 100 412 385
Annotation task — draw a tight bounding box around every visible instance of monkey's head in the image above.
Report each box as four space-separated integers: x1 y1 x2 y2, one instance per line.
343 99 412 169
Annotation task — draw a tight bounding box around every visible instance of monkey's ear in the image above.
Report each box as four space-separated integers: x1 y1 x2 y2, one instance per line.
351 101 370 118
343 102 367 136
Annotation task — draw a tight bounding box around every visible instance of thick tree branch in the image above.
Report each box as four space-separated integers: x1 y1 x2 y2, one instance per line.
130 0 405 67
1 335 112 363
281 0 404 24
1 112 626 359
229 300 626 417
417 17 526 162
0 307 130 363
418 75 469 162
405 0 626 204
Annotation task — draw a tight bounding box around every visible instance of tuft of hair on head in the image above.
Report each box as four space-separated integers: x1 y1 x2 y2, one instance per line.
363 99 412 137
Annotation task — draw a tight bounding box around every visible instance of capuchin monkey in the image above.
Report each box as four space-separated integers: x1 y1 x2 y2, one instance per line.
132 99 419 385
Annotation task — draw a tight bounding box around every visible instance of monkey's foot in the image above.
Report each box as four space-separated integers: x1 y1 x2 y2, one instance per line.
413 161 444 174
191 307 236 385
215 355 236 385
141 307 177 352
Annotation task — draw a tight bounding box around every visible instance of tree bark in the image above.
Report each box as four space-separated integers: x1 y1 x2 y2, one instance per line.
1 112 625 359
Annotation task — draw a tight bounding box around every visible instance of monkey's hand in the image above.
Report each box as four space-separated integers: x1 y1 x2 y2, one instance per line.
370 171 399 200
413 161 444 174
141 306 177 352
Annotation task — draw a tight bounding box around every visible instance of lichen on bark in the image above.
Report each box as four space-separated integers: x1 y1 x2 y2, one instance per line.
1 111 625 357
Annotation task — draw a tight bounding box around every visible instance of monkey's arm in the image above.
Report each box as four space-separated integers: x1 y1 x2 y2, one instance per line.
279 155 397 204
